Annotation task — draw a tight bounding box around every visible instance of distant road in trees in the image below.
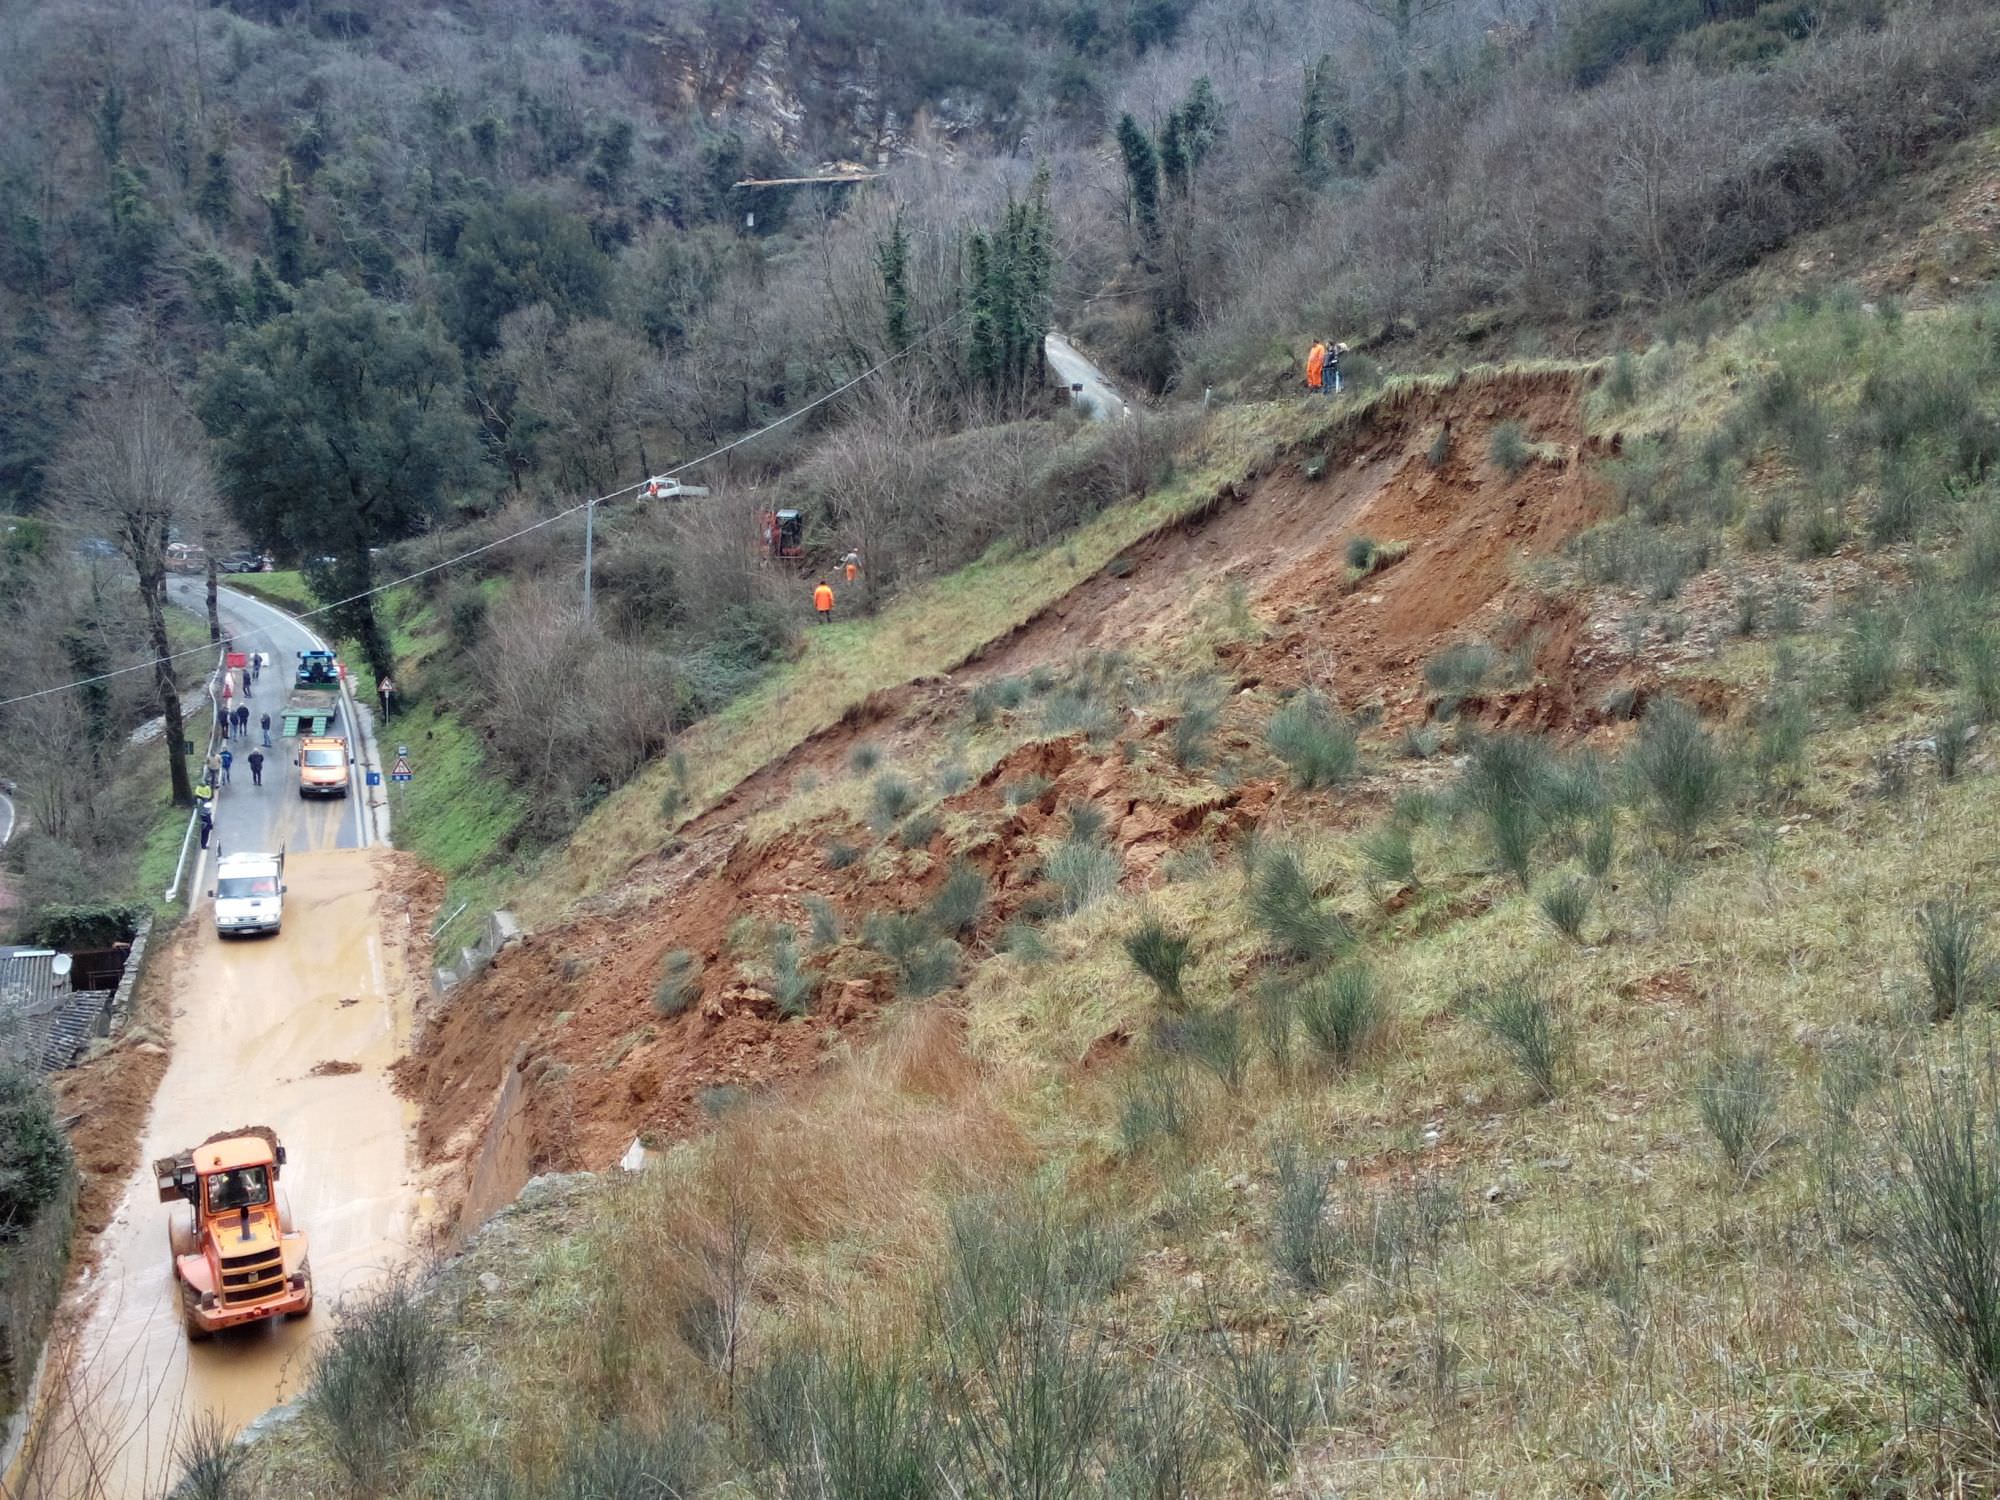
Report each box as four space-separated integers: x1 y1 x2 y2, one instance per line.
1046 332 1125 422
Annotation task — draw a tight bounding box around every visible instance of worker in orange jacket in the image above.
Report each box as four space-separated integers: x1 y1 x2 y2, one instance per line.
813 579 835 624
1305 340 1327 394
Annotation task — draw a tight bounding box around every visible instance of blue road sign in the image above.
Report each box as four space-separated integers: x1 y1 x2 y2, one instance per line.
366 769 382 787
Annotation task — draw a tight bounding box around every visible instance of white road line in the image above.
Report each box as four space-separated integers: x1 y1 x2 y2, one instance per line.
0 790 15 847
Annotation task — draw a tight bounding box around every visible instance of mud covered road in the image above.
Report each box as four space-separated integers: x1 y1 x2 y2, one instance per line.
15 850 424 1498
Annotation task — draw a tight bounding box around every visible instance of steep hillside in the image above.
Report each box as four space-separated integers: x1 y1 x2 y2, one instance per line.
237 277 2000 1497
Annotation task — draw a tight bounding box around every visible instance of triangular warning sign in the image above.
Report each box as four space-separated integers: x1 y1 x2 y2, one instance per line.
392 755 411 776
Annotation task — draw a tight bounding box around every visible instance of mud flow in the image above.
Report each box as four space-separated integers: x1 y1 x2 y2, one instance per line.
11 851 421 1500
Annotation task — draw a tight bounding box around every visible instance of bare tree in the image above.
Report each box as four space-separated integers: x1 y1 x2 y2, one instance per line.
56 376 215 806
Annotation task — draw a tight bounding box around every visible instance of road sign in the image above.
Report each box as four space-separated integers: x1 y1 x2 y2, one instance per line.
225 651 247 668
391 755 412 783
366 769 382 787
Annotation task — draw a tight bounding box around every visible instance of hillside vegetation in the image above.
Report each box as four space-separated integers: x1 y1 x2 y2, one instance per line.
9 0 2000 937
222 276 2000 1497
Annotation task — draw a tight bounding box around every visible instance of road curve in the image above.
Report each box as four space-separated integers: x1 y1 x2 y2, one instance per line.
1046 332 1126 422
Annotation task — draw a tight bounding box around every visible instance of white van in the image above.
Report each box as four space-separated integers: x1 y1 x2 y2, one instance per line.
212 851 286 937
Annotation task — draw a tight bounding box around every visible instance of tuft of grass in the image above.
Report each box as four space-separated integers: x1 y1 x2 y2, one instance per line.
1398 723 1442 759
1153 1007 1249 1093
1345 535 1378 570
1693 1045 1783 1182
936 762 971 796
849 743 882 775
768 926 816 1019
1004 774 1053 809
655 949 702 1017
899 810 942 849
1471 977 1569 1101
1915 896 1992 1022
1537 876 1592 944
1582 814 1616 879
1065 801 1108 843
1934 713 1973 783
1119 1066 1193 1156
1002 920 1051 963
1213 1331 1321 1480
172 1413 247 1500
1266 690 1358 790
1270 1142 1337 1292
1124 916 1195 1006
1490 421 1531 476
1837 606 1901 712
1457 733 1559 886
1250 847 1353 964
1297 962 1385 1067
869 773 919 830
1169 679 1223 770
302 1273 449 1493
1424 641 1497 715
1880 1069 2000 1433
802 896 841 950
927 860 989 938
825 840 861 870
1358 821 1418 888
1427 423 1453 469
1626 698 1732 851
1047 837 1122 916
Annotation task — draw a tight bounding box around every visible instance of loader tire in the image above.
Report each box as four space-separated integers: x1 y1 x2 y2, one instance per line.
181 1284 212 1342
168 1210 197 1261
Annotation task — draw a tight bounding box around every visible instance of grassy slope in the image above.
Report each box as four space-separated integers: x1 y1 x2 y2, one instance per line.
519 381 1500 925
246 288 2000 1494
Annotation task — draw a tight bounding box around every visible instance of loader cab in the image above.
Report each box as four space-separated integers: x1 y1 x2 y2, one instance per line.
206 1162 271 1214
760 509 805 560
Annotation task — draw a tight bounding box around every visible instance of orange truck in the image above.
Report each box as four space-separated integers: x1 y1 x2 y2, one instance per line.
155 1128 312 1339
296 734 350 798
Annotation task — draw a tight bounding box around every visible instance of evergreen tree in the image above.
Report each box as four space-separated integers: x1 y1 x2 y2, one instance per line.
1115 114 1161 250
247 257 292 323
877 212 911 351
264 160 307 286
1296 57 1332 182
966 230 997 391
195 144 233 229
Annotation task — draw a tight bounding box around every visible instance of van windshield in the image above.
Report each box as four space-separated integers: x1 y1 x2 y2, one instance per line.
303 749 344 768
216 875 278 899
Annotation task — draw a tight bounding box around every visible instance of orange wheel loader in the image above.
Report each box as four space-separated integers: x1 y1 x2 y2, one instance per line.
155 1127 312 1340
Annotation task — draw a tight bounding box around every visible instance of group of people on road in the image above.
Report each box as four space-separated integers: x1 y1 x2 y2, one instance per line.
196 651 274 848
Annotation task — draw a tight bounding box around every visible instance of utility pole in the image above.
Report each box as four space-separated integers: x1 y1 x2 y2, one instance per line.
583 495 596 625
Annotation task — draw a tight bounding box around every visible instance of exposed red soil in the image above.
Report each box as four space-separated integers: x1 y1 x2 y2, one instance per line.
54 939 181 1247
402 368 1707 1221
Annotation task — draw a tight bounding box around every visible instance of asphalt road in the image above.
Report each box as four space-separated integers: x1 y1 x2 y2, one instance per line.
21 850 419 1500
164 581 372 884
1046 332 1126 422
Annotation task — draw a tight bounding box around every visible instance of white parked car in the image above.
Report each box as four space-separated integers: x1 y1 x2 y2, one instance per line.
212 851 286 938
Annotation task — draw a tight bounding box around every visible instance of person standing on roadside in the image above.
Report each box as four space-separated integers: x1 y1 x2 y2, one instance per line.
261 712 272 749
220 746 233 785
205 749 222 788
248 748 265 787
813 579 835 625
1305 339 1327 396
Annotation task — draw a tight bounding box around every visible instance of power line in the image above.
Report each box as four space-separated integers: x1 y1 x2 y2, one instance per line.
0 315 961 712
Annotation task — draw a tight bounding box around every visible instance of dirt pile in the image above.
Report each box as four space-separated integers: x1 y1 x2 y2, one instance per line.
404 368 1656 1221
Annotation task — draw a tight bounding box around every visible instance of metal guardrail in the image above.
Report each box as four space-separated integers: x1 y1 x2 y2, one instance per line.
163 644 228 905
